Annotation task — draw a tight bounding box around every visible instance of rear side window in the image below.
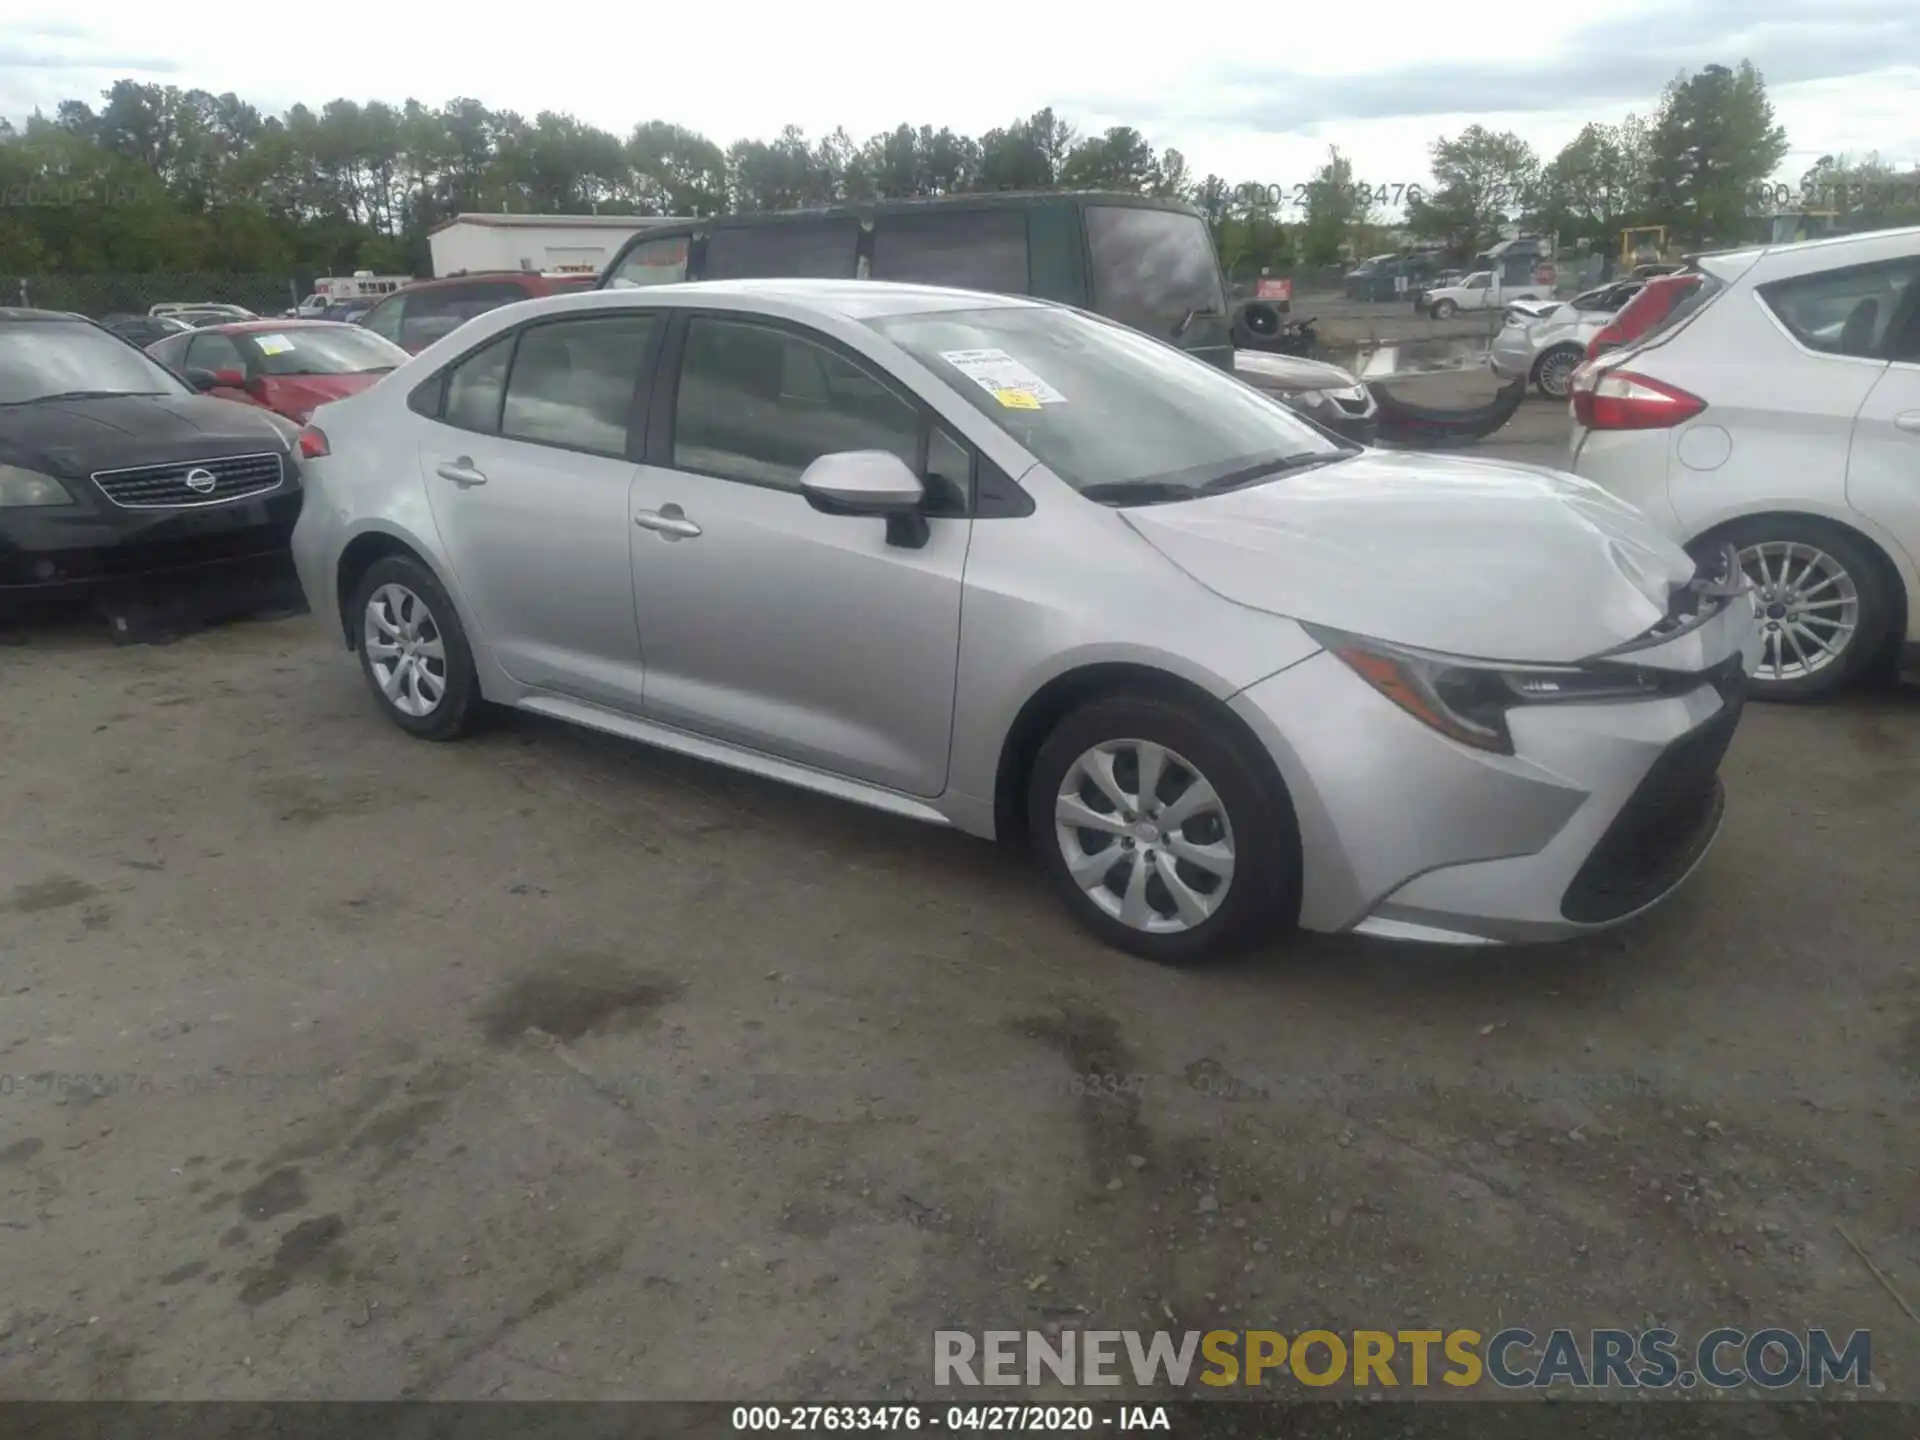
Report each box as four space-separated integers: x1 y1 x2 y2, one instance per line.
443 334 514 433
606 236 691 288
1084 206 1225 341
870 209 1030 294
1758 258 1920 360
705 220 860 281
500 314 658 455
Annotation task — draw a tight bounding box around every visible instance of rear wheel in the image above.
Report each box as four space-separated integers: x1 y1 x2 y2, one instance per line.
1028 694 1298 964
1532 344 1583 400
1705 519 1894 701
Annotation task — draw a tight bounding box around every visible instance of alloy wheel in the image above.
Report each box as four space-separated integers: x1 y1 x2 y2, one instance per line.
364 582 449 718
1738 541 1859 683
1537 350 1578 399
1054 739 1236 935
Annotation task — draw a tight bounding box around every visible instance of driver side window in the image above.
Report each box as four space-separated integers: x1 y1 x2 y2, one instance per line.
671 317 920 493
185 333 246 375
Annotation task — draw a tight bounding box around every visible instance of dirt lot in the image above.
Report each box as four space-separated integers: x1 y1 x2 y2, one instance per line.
1 398 1916 1404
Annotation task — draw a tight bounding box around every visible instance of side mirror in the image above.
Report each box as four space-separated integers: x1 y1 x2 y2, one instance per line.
184 368 222 392
799 450 929 549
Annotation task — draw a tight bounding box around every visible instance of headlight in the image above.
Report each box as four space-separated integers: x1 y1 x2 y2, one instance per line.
1304 625 1667 754
0 464 73 508
1297 385 1368 406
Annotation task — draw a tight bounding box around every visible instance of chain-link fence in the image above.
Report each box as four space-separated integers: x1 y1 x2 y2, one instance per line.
5 274 307 319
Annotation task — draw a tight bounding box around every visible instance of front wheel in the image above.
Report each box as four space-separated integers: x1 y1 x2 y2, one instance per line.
1028 695 1299 964
1429 299 1457 319
350 555 484 739
1707 519 1893 701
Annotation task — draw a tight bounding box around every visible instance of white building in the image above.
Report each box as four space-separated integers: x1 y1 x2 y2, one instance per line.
426 214 690 279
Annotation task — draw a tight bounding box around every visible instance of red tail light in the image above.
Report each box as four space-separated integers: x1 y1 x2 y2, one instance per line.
1585 273 1702 361
1570 369 1705 430
297 425 330 458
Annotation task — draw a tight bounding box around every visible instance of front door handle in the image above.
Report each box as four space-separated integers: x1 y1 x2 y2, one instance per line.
634 506 702 539
1894 412 1920 434
435 457 487 487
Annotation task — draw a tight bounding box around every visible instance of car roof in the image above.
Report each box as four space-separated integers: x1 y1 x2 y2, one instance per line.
584 276 1041 321
188 319 359 335
0 307 91 324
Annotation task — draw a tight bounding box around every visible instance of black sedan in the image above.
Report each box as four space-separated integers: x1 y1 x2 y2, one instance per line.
0 309 306 602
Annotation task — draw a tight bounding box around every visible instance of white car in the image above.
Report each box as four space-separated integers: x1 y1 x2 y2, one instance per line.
1568 226 1920 700
1491 281 1644 400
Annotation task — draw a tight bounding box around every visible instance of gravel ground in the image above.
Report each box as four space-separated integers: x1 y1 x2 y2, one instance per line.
1 400 1915 1404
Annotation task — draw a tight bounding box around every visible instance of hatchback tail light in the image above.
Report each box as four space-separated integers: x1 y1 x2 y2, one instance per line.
1570 369 1705 430
1585 272 1702 361
297 425 330 458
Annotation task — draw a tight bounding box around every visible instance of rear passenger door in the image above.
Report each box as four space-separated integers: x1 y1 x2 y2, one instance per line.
416 311 663 711
626 312 972 797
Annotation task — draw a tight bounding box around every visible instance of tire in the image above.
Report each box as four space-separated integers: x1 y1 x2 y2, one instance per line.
1532 344 1582 400
1429 299 1457 319
1703 518 1895 702
1027 694 1299 964
349 555 484 739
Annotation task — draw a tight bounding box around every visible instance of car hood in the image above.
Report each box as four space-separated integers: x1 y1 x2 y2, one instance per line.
0 393 293 480
1233 351 1360 393
261 372 385 422
1120 450 1697 663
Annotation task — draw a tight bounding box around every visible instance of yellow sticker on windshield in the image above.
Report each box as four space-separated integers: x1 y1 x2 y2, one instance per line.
995 388 1042 410
255 334 295 355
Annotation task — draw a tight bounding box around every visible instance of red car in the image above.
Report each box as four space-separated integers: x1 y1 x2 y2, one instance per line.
145 320 410 424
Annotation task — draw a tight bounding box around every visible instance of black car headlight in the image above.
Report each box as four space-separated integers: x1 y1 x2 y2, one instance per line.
0 464 74 508
1304 625 1669 754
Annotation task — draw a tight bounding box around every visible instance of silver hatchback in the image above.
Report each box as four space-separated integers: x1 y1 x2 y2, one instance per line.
291 279 1757 961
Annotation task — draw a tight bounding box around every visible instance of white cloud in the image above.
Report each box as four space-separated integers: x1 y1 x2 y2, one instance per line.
4 1 1915 187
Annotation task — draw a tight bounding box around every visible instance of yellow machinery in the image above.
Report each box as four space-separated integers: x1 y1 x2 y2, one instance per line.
1767 210 1840 245
1620 225 1669 267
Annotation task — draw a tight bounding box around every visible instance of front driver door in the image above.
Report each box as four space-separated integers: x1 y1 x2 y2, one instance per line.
418 310 662 711
626 313 972 798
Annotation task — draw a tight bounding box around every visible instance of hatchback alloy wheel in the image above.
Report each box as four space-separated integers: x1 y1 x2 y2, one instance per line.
1535 347 1580 400
1738 540 1860 685
1054 738 1237 935
364 582 448 718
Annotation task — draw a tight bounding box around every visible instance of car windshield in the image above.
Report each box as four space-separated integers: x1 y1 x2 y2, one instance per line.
868 304 1348 504
0 321 186 404
241 326 409 376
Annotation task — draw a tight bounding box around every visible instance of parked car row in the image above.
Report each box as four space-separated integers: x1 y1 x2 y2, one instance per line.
9 217 1913 966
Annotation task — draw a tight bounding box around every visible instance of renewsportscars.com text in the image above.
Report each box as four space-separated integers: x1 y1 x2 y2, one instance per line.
933 1327 1871 1391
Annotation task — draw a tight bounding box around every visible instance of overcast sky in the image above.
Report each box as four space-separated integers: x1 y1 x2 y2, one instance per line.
5 0 1918 195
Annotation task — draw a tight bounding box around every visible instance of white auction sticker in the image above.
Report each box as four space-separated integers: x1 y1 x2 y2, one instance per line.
939 348 1067 408
254 334 295 355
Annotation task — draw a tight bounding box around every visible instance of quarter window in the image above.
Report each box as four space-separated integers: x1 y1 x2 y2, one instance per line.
1759 258 1920 359
443 334 514 434
672 317 918 491
500 315 659 456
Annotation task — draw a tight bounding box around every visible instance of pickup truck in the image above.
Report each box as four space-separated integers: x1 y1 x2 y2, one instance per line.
1415 269 1555 319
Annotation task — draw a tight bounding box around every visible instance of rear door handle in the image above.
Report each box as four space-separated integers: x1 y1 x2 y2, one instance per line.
634 507 702 539
1894 412 1920 434
435 457 487 487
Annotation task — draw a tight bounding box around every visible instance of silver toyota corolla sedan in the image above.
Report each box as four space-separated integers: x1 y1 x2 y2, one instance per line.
290 279 1760 963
